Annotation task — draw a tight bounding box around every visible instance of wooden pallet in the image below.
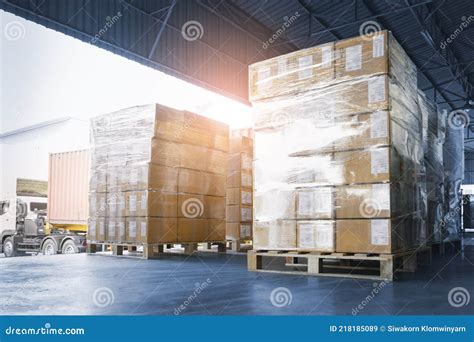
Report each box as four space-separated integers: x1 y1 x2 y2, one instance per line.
87 241 226 259
226 239 253 252
248 246 432 281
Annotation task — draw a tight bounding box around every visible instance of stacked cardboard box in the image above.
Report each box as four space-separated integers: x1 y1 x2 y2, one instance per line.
88 104 228 245
250 31 425 254
226 129 254 243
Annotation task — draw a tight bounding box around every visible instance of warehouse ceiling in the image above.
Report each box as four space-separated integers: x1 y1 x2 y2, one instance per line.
1 0 473 110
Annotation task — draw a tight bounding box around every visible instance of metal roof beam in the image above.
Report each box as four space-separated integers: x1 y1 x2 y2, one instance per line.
308 0 432 37
296 0 342 40
148 0 177 59
405 0 472 98
361 0 456 110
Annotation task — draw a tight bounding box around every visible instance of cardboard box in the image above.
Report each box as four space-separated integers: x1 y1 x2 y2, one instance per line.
335 183 391 219
125 191 177 217
178 169 226 196
335 31 389 80
253 220 297 250
227 170 252 188
107 192 126 217
148 164 178 192
177 218 208 242
105 217 126 243
297 187 334 219
229 136 253 155
228 152 253 172
226 222 252 240
87 217 105 241
296 220 335 251
125 216 178 244
334 31 417 88
89 170 107 193
177 194 225 219
226 204 253 223
207 219 226 241
249 42 335 101
226 188 253 205
334 146 393 184
254 189 296 220
89 193 107 218
336 218 415 254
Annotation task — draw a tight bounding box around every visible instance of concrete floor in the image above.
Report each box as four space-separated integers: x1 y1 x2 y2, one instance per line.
1 236 473 315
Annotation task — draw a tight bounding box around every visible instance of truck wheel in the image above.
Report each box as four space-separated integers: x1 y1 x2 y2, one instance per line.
42 240 57 256
3 237 15 257
61 240 78 254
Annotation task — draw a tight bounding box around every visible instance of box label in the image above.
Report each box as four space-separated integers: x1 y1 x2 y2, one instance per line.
370 111 389 139
372 183 390 210
277 58 287 75
117 222 125 237
373 34 385 58
371 220 389 245
90 195 97 211
140 193 147 210
298 188 332 216
242 154 252 170
321 46 332 68
298 223 314 248
99 221 105 234
108 221 115 237
371 148 389 174
345 45 362 71
242 173 252 187
141 221 147 237
129 195 137 212
368 76 386 103
118 193 125 211
257 67 271 93
129 221 137 238
240 224 251 238
241 207 252 221
298 55 313 79
109 194 117 213
88 220 96 236
141 166 149 183
242 190 252 205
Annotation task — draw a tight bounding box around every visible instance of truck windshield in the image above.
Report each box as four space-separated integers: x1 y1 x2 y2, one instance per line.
30 202 47 211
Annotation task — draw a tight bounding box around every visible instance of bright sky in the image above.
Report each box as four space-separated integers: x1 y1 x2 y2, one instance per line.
0 10 252 134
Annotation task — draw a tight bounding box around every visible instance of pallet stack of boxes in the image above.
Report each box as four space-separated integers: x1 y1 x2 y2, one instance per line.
249 31 427 254
226 128 254 249
87 104 228 254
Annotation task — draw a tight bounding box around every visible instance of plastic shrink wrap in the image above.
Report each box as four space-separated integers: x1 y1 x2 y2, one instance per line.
443 110 464 241
250 31 427 254
88 104 229 245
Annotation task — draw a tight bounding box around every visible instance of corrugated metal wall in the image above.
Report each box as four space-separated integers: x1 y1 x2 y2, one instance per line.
48 149 90 224
1 0 295 102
